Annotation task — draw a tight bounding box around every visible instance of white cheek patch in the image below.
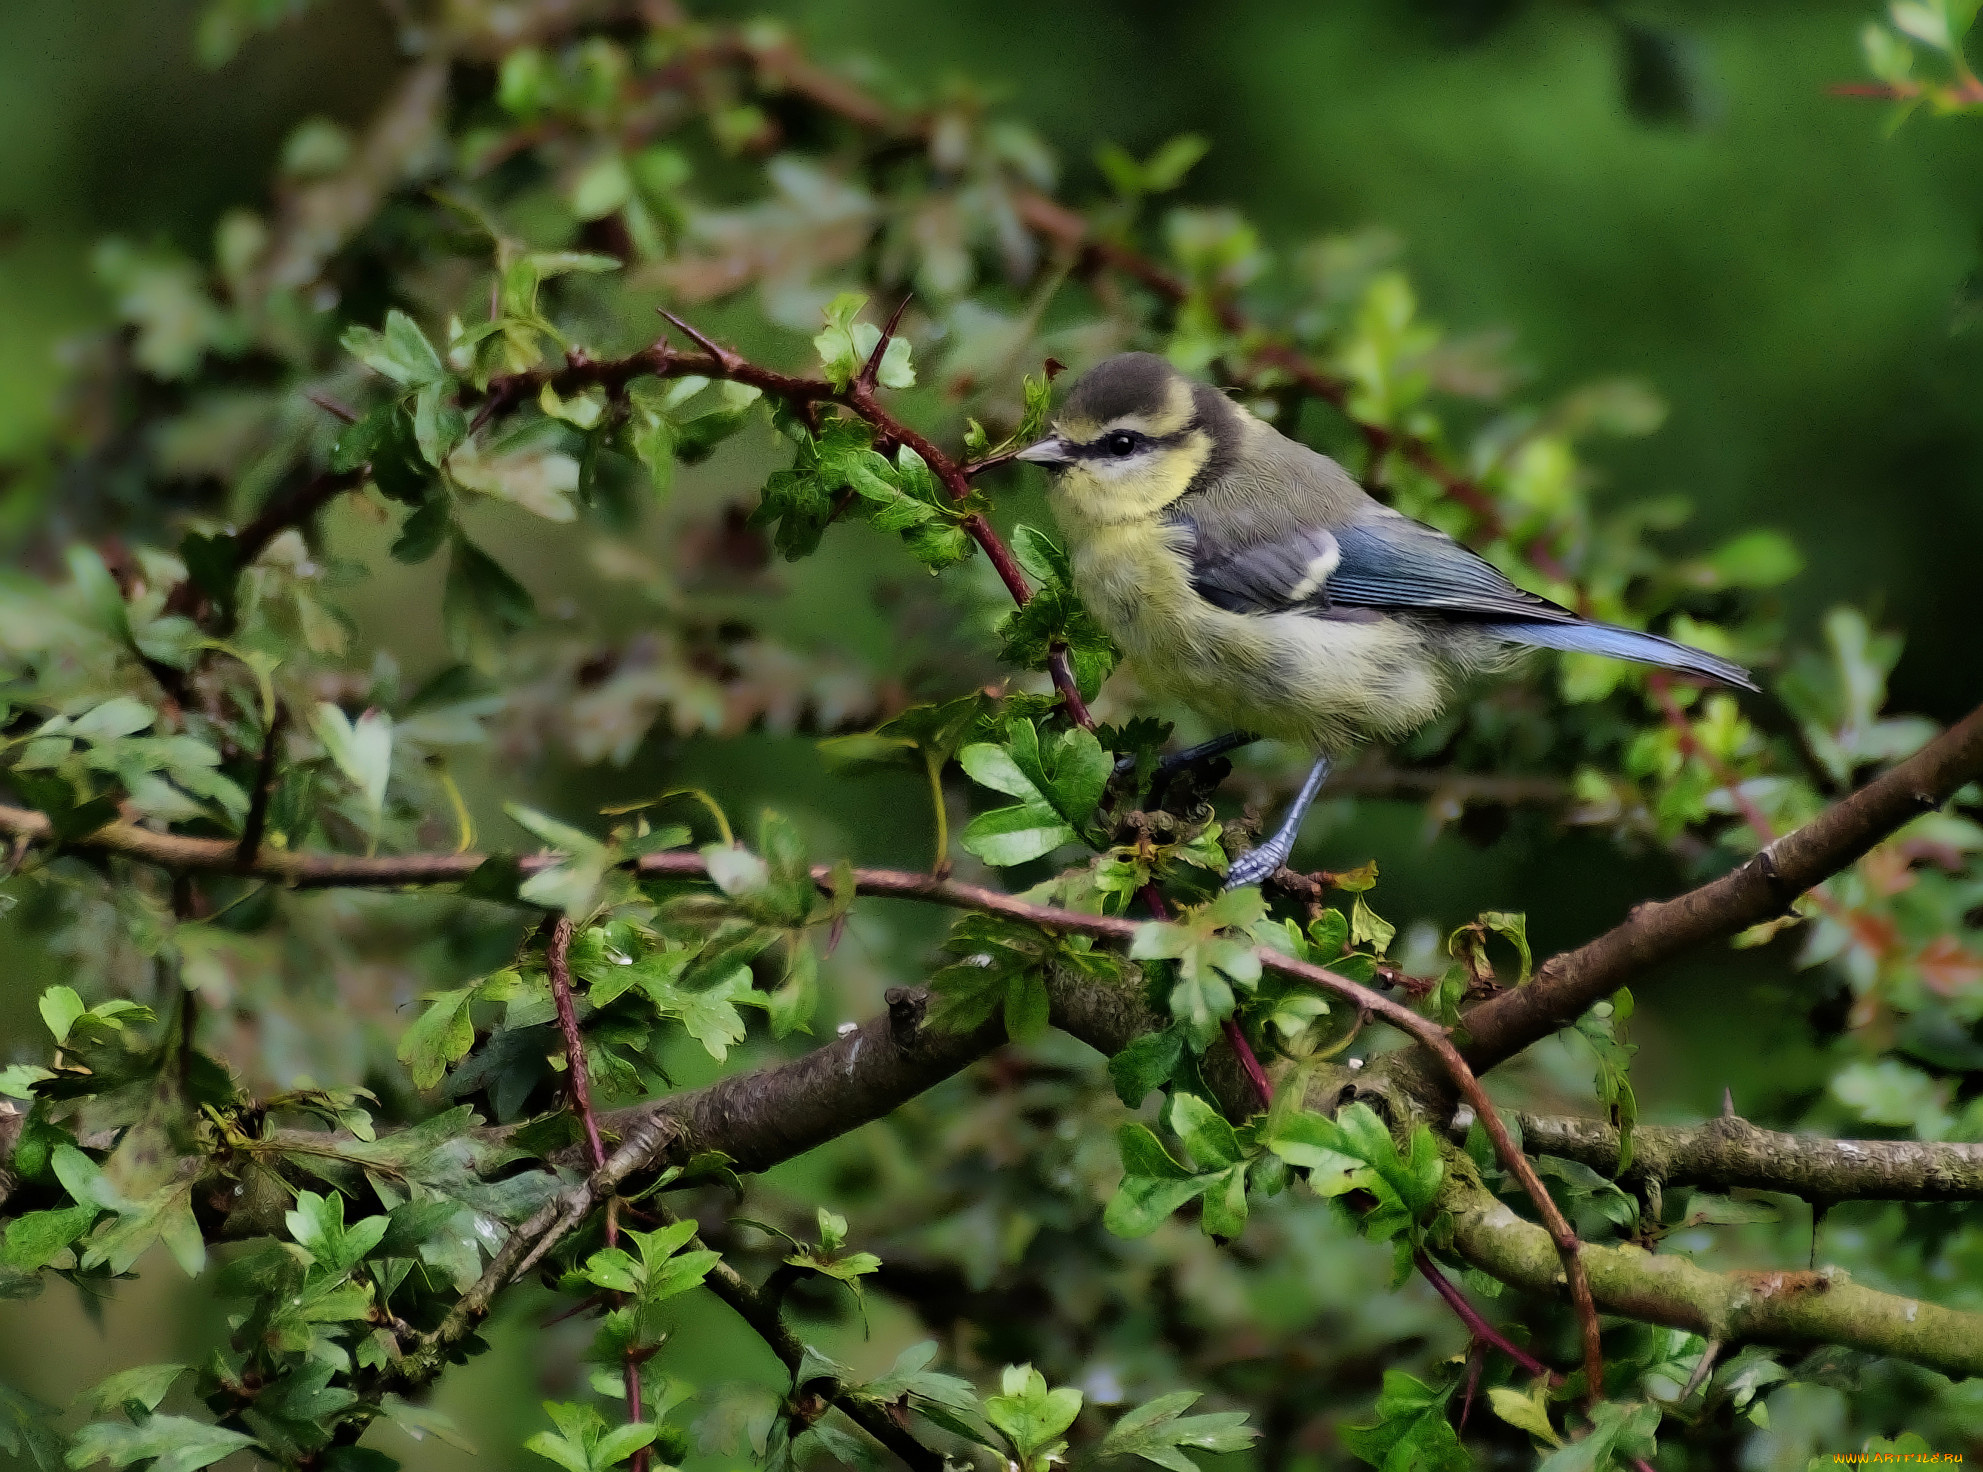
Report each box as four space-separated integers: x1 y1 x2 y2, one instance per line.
1089 454 1147 484
1286 538 1341 603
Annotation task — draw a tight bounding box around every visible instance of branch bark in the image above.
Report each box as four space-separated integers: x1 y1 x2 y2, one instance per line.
1437 701 1983 1078
1441 1169 1983 1381
1515 1112 1983 1202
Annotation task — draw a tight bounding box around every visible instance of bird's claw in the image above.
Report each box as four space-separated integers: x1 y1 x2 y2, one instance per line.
1224 842 1290 891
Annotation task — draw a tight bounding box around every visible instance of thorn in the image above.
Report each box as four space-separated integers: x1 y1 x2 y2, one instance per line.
656 308 735 369
305 390 360 424
856 292 913 392
1678 1338 1721 1402
1722 1086 1735 1118
1458 1348 1481 1432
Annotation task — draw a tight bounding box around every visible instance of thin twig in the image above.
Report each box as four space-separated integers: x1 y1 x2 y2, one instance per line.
1441 699 1983 1075
547 915 607 1172
1266 952 1607 1405
654 1207 947 1472
1414 1248 1558 1382
304 390 361 424
1677 1337 1721 1402
538 907 646 1465
856 293 913 392
233 706 287 873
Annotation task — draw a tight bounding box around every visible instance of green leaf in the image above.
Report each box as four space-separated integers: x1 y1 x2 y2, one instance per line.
444 533 537 654
396 987 475 1090
1003 968 1051 1043
390 496 452 564
958 798 1075 868
311 703 392 833
1134 890 1265 1050
1487 1384 1561 1447
983 1365 1082 1468
525 1401 654 1472
52 1144 123 1212
77 1364 189 1418
1105 1124 1212 1238
1108 1028 1184 1107
329 401 394 472
1100 1390 1257 1472
38 987 86 1046
1167 1093 1243 1170
285 1190 389 1277
1199 1163 1249 1240
2 1203 101 1271
0 1382 67 1470
1340 1370 1467 1472
1349 895 1395 956
1535 1400 1660 1472
343 309 446 387
1574 990 1640 1174
67 1415 258 1472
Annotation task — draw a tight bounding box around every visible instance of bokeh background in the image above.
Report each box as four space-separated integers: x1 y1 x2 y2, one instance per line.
3 0 1981 1466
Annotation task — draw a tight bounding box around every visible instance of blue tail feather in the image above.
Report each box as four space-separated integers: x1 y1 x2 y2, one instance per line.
1479 619 1757 692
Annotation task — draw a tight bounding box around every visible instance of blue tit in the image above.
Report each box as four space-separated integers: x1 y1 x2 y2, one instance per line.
1016 352 1756 888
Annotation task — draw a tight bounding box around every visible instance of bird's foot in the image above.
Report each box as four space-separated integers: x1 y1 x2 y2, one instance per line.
1224 837 1294 891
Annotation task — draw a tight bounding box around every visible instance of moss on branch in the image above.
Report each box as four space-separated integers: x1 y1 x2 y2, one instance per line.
1516 1111 1983 1202
1441 1168 1983 1381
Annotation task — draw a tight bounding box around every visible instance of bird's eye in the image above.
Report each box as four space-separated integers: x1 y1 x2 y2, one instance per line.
1103 430 1139 458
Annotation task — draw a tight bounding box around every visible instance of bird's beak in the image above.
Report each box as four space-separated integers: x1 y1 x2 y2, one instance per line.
1016 435 1074 469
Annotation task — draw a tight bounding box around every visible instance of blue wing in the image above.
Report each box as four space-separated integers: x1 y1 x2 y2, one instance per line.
1171 511 1756 690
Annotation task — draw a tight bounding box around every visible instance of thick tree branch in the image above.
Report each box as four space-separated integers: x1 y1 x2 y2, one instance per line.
1515 1112 1983 1202
27 780 1983 1389
1441 1169 1983 1381
1440 701 1983 1077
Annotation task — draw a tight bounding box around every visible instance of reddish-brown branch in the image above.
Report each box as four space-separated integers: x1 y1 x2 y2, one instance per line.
1432 699 1983 1077
547 915 607 1172
856 293 913 392
0 789 1596 1394
545 912 642 1457
1413 1248 1558 1383
1263 954 1605 1404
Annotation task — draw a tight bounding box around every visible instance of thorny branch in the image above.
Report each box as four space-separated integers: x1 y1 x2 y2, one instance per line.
0 804 1612 1388
12 706 1983 1399
545 913 649 1465
656 29 1517 542
1513 1110 1983 1202
1412 1248 1556 1383
1417 699 1983 1080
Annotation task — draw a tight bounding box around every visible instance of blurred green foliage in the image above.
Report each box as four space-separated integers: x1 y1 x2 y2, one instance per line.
2 2 1983 1471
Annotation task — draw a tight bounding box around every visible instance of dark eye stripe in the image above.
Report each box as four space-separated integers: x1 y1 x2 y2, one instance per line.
1068 420 1199 461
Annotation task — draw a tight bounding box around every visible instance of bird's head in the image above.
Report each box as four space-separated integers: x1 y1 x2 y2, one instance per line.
1018 353 1240 525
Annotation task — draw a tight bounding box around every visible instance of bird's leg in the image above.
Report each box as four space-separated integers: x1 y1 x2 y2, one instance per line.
1117 730 1260 795
1225 753 1332 890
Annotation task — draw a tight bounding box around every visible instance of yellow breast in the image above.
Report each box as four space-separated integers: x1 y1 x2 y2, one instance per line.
1057 510 1452 751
